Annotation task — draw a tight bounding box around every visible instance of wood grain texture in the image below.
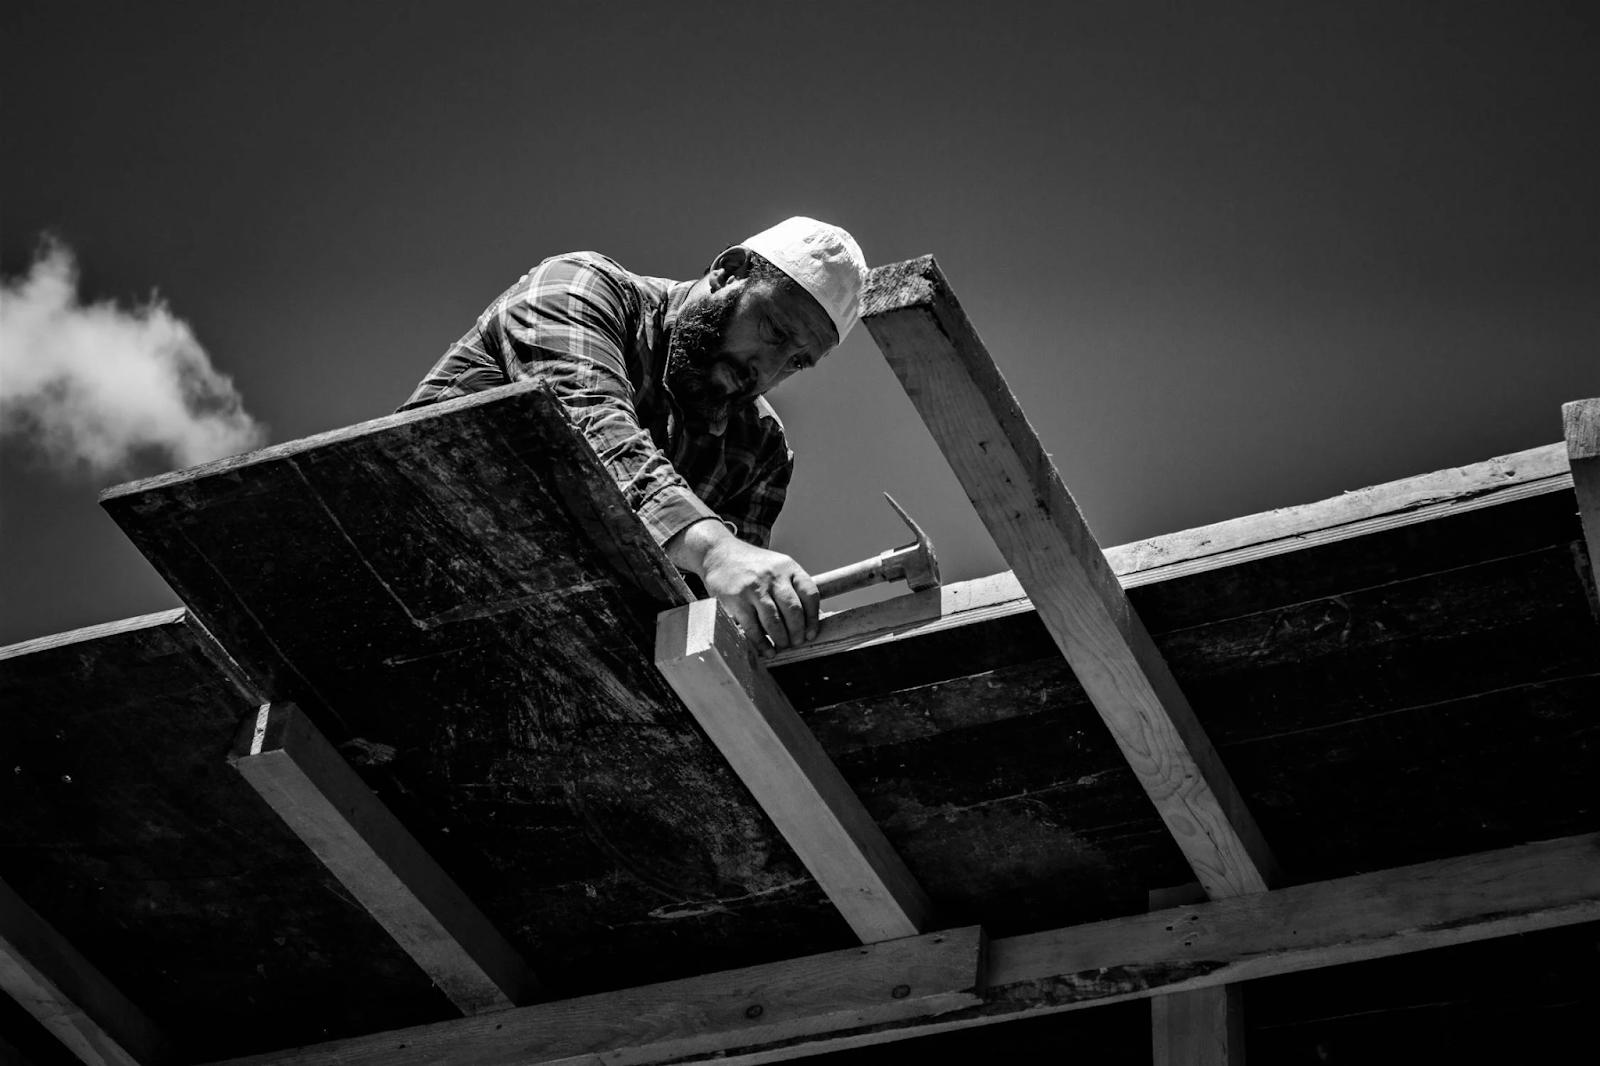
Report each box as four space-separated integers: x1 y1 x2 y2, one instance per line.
211 926 986 1066
1147 883 1240 1066
1563 399 1600 604
655 600 932 942
234 703 539 1013
1151 984 1240 1066
0 877 166 1066
98 381 851 999
988 832 1600 991
1107 442 1570 583
207 834 1599 1066
0 611 455 1062
861 257 1279 899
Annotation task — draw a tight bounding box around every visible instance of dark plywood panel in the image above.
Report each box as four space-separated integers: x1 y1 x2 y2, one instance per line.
839 707 1193 935
775 484 1600 921
99 384 851 1000
0 612 454 1062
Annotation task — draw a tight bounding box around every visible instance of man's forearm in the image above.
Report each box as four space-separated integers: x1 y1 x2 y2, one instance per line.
663 516 735 578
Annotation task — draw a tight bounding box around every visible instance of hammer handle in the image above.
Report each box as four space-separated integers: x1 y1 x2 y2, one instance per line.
812 547 913 599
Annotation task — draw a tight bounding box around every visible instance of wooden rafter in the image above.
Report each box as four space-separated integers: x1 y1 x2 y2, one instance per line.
655 599 933 942
1 876 167 1066
205 833 1600 1066
860 256 1278 898
233 702 540 1014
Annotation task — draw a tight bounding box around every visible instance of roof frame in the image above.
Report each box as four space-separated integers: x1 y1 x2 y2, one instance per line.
202 832 1600 1065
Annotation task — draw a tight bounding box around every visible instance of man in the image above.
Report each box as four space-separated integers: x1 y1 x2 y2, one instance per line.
400 216 867 657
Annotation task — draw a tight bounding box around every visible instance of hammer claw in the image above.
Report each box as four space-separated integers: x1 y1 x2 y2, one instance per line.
883 492 922 543
812 494 941 600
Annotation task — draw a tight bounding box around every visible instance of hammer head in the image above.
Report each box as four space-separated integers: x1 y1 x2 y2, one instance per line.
884 493 940 592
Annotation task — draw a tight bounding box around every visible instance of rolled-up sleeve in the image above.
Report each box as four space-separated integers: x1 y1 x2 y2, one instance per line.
486 258 719 546
713 423 793 550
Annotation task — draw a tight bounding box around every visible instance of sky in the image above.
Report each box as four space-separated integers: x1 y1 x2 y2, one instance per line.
2 1 1596 647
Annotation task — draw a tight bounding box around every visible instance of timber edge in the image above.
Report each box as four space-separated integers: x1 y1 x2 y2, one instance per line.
861 256 942 318
97 379 564 502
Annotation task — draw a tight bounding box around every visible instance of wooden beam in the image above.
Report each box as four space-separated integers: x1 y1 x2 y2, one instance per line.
655 598 933 942
1563 399 1600 603
205 833 1599 1066
214 925 986 1066
860 256 1279 898
233 702 540 1014
0 877 167 1066
1148 883 1242 1066
771 440 1573 666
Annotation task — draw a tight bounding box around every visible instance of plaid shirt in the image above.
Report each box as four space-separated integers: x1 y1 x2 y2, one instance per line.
399 252 793 548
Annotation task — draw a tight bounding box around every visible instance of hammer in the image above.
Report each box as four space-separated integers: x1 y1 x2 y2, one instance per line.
812 494 941 600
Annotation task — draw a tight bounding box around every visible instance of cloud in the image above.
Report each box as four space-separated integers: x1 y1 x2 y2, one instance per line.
0 240 266 479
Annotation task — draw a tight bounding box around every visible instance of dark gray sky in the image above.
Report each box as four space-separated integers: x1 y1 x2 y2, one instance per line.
2 1 1596 645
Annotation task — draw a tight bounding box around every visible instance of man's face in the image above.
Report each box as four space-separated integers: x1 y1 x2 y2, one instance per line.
665 265 838 424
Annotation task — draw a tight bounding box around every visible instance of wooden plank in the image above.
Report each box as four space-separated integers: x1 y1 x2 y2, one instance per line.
655 600 933 942
0 609 190 661
1148 883 1241 1066
987 831 1600 991
0 877 166 1066
860 256 1279 898
204 833 1599 1066
1107 441 1570 584
99 380 849 997
233 703 539 1013
1563 399 1600 602
212 926 986 1066
770 441 1574 667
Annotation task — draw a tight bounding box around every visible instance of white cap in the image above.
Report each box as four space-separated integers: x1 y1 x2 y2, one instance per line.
742 216 867 344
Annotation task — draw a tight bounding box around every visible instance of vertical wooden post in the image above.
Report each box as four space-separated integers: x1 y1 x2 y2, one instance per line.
1562 399 1600 603
1149 883 1245 1065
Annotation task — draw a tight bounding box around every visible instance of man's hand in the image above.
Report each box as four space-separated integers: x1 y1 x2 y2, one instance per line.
665 519 820 656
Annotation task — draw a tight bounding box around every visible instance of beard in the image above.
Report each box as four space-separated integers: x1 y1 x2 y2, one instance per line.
665 288 747 425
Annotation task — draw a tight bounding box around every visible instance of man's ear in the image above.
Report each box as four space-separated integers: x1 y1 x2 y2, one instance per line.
705 245 752 292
